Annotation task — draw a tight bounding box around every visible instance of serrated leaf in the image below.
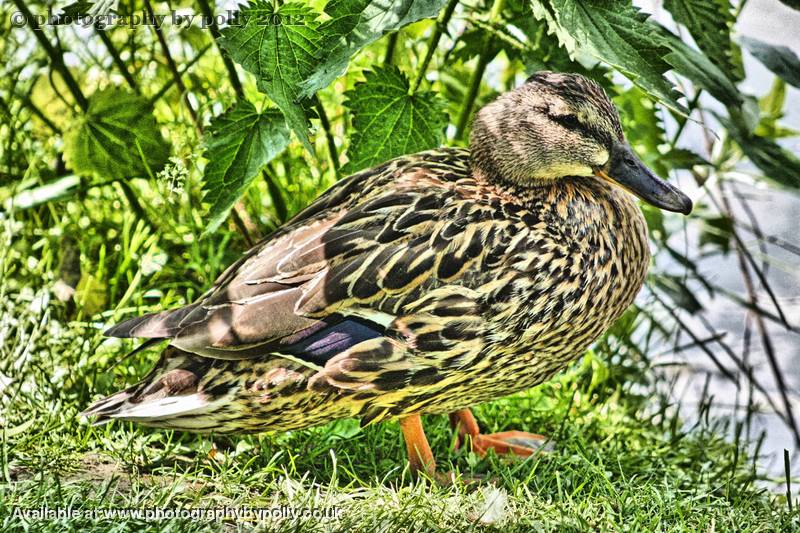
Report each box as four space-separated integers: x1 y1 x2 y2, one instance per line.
63 88 169 181
220 2 321 148
55 1 95 23
342 66 448 174
298 0 447 98
664 0 742 80
202 101 290 233
740 36 800 88
500 2 612 88
660 33 742 107
530 0 686 113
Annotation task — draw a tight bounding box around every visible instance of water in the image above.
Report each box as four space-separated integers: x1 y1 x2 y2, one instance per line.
640 0 800 482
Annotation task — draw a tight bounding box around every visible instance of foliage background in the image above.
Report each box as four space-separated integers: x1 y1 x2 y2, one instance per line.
1 0 800 529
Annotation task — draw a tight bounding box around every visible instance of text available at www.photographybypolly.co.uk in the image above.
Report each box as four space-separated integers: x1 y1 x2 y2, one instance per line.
10 505 344 523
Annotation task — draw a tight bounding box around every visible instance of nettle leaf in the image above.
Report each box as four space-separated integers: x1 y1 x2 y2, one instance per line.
530 0 686 113
220 2 321 148
499 1 611 86
664 0 742 81
298 0 447 98
202 101 290 233
530 0 743 111
660 34 742 107
342 66 448 174
740 36 800 88
55 1 95 23
63 88 169 181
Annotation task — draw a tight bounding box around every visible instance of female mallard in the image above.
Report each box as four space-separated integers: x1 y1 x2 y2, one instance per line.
84 72 691 479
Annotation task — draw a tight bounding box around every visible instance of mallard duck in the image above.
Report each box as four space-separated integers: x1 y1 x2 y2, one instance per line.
84 72 691 480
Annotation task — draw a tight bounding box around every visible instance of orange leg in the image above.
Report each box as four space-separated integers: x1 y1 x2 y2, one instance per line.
448 408 550 457
399 414 438 478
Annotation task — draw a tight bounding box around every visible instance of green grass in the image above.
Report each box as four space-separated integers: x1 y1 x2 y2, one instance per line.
0 181 796 532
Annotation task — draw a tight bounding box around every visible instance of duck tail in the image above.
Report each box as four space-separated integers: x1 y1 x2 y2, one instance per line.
103 303 201 339
81 346 219 431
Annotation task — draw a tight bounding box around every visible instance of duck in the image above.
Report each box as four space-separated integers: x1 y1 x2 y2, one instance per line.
83 71 692 481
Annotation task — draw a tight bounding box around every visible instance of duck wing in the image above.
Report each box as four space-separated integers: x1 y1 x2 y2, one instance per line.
105 150 501 374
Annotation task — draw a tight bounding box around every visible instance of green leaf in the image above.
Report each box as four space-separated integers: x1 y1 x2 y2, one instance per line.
740 36 800 88
652 274 703 314
298 0 447 98
499 1 611 85
722 112 800 189
699 214 734 254
4 175 82 211
342 66 448 174
755 79 787 138
614 86 669 177
530 0 743 110
659 34 742 107
63 88 169 182
55 1 95 23
661 148 710 169
664 0 742 80
202 101 290 234
530 0 686 113
220 2 322 148
452 27 504 63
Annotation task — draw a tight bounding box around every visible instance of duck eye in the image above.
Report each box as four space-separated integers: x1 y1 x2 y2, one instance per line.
558 114 580 128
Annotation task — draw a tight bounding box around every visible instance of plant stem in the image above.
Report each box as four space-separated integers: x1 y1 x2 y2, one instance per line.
231 203 256 247
411 0 459 93
196 0 245 100
669 89 702 148
95 26 139 92
384 32 399 65
19 91 61 134
454 55 489 140
142 0 200 131
263 167 288 223
117 180 158 231
455 0 504 140
649 289 738 384
718 182 800 447
314 97 340 177
12 0 88 111
148 44 212 106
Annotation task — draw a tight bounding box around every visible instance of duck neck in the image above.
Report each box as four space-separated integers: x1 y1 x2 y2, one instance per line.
469 158 563 206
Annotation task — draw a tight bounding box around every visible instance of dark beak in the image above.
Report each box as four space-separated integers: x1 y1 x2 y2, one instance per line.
596 143 692 215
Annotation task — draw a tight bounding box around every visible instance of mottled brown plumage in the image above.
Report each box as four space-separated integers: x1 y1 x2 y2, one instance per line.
84 72 691 476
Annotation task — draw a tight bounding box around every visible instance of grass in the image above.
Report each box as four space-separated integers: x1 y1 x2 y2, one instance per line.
0 180 797 532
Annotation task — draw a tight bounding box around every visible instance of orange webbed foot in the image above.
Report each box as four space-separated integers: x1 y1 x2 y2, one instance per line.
449 408 553 458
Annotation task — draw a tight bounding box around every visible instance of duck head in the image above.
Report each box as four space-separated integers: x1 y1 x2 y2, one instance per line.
469 71 692 215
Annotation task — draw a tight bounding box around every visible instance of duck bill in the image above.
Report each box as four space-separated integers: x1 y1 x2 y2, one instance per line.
595 143 692 215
